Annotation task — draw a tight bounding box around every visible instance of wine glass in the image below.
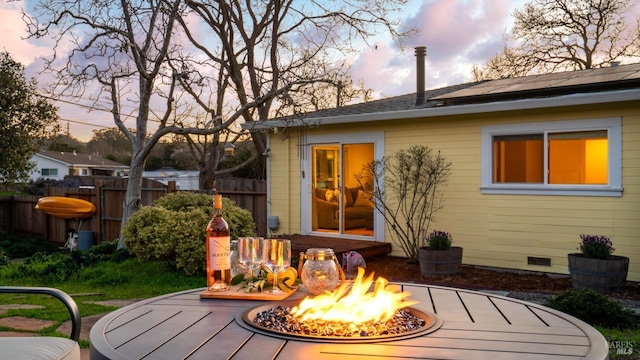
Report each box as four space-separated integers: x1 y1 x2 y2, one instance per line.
261 239 291 295
238 237 262 288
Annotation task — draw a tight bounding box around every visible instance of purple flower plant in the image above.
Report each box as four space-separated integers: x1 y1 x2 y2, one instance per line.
578 234 614 259
426 230 452 250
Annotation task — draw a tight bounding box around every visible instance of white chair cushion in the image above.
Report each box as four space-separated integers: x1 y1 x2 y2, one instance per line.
0 337 80 360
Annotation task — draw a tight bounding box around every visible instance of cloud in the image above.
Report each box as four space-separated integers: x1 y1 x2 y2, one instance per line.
349 42 413 98
0 2 45 67
351 0 514 96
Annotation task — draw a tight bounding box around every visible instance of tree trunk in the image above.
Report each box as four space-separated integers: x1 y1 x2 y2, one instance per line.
199 162 213 191
117 159 145 249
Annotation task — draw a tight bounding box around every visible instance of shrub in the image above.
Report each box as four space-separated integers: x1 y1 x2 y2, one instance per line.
544 289 637 329
0 251 8 267
152 192 257 239
123 207 177 262
124 192 257 275
425 230 452 250
153 191 212 212
21 178 81 195
0 231 58 259
578 234 614 259
357 145 451 262
173 209 210 276
4 242 130 282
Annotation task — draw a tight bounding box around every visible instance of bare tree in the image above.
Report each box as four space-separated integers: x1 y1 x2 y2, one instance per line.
24 0 412 248
23 0 226 248
175 0 414 167
356 145 451 263
474 0 640 80
273 75 374 117
471 46 537 81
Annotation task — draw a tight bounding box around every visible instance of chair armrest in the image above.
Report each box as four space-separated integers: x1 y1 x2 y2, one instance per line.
315 198 339 216
0 286 81 341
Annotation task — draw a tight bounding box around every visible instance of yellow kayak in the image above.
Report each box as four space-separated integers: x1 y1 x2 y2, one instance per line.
35 196 97 219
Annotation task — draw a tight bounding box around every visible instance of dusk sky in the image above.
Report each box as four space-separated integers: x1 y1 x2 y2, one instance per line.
1 0 638 141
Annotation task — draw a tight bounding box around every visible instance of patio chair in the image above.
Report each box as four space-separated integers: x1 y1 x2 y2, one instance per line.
0 286 81 360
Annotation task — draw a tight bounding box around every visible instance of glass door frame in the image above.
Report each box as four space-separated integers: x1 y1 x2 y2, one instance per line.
301 131 384 241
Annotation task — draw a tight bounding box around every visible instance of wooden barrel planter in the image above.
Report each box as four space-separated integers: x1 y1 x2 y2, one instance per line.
419 246 463 276
568 254 629 294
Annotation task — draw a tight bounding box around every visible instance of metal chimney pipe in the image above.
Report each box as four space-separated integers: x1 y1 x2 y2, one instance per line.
415 46 427 106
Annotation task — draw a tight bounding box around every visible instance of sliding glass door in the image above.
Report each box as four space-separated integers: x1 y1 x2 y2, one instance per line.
307 134 381 239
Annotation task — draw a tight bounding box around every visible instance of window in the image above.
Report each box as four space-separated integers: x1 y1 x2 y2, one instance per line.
41 168 58 176
481 118 622 196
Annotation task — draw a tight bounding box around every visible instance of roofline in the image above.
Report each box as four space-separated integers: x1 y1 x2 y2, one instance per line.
34 153 129 169
35 154 72 166
243 88 640 131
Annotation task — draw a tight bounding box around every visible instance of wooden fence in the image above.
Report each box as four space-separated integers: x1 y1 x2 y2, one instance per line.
0 178 267 245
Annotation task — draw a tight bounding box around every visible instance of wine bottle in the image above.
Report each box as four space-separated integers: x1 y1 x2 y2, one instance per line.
206 193 231 291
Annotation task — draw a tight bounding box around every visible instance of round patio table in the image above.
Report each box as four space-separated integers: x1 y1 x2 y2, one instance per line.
90 283 609 359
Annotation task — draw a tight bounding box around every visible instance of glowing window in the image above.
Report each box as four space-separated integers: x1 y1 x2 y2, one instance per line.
481 118 621 197
548 131 608 185
493 131 608 185
493 134 544 183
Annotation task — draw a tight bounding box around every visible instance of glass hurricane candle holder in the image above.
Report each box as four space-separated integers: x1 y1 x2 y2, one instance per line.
299 248 345 295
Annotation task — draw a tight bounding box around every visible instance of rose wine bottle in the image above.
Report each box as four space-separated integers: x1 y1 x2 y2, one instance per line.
206 193 231 291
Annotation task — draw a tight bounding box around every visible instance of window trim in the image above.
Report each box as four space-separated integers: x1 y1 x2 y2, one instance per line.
41 168 59 176
481 117 622 197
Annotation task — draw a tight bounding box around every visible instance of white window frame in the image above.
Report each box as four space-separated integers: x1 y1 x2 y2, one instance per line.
301 131 385 241
41 168 58 176
481 117 622 197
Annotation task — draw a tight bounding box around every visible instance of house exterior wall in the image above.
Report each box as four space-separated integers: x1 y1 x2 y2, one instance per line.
69 166 91 176
268 133 299 234
268 101 640 281
30 155 68 181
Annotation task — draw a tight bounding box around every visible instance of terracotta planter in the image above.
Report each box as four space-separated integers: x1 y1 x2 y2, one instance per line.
567 253 629 294
419 246 463 276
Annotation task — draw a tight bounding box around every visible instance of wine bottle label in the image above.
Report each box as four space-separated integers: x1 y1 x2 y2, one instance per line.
208 235 231 270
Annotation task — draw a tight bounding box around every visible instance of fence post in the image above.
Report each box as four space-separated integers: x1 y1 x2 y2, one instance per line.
95 180 103 244
168 181 177 193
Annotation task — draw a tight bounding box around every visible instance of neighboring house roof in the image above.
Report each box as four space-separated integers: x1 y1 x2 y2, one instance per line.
244 63 640 130
36 150 129 171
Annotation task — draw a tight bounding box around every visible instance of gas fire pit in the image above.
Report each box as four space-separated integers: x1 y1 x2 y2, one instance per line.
238 300 441 343
236 268 442 343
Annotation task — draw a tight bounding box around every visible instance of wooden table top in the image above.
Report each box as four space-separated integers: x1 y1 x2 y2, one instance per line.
89 284 609 360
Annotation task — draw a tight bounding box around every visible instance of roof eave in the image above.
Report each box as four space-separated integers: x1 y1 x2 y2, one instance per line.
244 88 640 131
35 154 72 166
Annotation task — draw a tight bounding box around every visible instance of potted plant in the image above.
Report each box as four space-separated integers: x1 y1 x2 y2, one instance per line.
568 234 629 294
418 230 462 276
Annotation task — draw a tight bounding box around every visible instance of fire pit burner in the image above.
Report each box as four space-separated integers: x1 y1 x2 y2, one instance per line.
237 300 442 343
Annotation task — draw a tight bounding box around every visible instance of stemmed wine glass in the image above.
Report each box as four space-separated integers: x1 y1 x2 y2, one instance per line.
261 239 291 295
238 237 262 288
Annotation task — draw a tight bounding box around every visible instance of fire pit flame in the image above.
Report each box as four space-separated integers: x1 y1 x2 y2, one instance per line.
291 267 418 324
239 269 443 343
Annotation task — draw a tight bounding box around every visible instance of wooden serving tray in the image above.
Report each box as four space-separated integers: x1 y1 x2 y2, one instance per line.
200 284 299 300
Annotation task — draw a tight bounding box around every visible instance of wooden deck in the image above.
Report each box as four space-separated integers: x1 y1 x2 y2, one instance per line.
286 234 392 260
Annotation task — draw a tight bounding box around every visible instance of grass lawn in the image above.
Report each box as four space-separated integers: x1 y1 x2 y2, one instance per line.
0 256 204 347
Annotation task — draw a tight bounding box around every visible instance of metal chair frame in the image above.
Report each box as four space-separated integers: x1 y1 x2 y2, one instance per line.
0 286 81 341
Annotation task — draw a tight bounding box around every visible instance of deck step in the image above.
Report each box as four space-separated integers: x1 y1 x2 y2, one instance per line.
287 234 392 261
